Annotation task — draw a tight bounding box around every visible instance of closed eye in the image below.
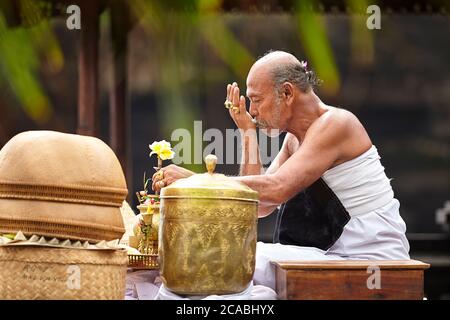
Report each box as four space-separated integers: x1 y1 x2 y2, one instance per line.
247 94 261 104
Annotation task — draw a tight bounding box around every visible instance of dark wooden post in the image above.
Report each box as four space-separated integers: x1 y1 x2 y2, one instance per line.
110 1 132 193
77 0 99 137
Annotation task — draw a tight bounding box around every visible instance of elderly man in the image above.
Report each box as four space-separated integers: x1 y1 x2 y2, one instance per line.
152 50 410 290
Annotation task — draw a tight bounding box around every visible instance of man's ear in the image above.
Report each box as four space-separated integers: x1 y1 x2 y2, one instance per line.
282 82 294 103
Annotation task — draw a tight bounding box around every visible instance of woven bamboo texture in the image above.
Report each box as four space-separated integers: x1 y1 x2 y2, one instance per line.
0 246 127 300
0 216 125 243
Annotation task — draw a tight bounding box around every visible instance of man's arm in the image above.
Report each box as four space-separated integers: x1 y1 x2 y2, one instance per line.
234 114 346 216
254 133 294 217
239 129 263 176
239 130 293 175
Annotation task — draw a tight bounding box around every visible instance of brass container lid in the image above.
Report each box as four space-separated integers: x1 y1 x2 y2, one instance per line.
160 155 258 202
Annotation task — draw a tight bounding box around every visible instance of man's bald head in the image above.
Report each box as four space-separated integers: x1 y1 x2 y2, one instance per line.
248 50 321 95
251 51 301 71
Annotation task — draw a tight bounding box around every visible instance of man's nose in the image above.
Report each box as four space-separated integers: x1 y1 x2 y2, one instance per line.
249 103 257 117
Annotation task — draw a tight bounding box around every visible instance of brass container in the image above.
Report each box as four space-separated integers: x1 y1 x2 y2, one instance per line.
159 155 259 295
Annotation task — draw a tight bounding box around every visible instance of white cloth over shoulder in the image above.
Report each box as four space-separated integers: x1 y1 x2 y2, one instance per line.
322 145 410 260
322 145 394 217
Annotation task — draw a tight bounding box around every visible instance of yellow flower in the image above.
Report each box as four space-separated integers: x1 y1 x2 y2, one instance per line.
149 140 175 160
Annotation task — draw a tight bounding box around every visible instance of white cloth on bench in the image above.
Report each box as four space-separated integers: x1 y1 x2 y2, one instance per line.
254 242 345 290
154 281 277 300
125 269 277 300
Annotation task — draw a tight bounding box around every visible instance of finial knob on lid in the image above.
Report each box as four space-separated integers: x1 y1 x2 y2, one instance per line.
204 154 218 174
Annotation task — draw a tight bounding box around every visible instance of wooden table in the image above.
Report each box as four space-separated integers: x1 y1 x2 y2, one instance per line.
271 260 430 300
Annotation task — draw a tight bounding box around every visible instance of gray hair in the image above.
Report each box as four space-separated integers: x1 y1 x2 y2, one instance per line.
270 60 322 96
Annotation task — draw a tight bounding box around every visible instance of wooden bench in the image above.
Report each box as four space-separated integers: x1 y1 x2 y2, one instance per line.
271 260 430 300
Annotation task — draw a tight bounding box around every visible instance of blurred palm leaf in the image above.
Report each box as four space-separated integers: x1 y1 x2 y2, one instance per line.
295 0 340 95
0 0 64 123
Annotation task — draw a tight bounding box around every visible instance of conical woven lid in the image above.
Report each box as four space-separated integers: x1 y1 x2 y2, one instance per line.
0 131 128 242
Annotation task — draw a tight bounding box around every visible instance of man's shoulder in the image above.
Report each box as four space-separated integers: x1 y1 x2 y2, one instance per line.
319 106 358 127
314 106 373 163
311 107 368 142
306 107 349 139
284 108 358 152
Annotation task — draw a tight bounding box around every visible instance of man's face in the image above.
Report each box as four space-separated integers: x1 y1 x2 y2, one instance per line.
246 69 284 137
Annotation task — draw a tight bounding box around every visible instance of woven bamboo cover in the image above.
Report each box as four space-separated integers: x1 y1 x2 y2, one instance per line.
0 131 128 241
0 246 127 300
